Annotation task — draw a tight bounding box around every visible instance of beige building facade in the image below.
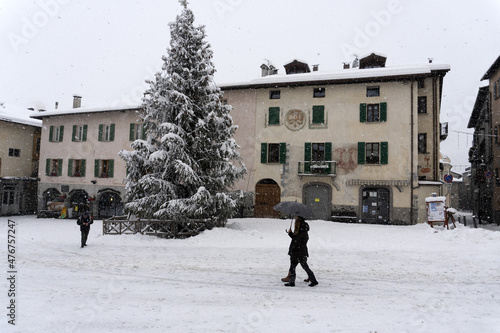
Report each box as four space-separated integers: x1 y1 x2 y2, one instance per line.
0 111 41 215
32 100 142 218
224 54 450 224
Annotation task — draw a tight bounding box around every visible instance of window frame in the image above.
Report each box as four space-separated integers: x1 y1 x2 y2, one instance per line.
260 143 286 164
418 133 427 153
8 148 20 157
418 96 427 114
358 142 388 165
269 90 281 99
99 124 115 142
360 103 387 123
68 159 86 177
46 158 63 177
49 125 64 142
366 86 380 97
94 159 114 178
311 105 325 125
313 88 325 98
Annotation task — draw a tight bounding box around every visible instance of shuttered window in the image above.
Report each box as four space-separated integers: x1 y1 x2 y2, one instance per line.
94 159 114 178
312 105 325 124
360 103 387 122
49 126 64 142
358 142 388 165
268 107 280 125
261 143 286 164
46 159 63 176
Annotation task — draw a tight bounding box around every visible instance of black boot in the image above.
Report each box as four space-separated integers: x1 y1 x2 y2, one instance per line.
284 282 295 287
308 280 318 287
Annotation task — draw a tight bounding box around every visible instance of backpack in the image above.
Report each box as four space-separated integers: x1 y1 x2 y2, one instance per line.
300 221 310 232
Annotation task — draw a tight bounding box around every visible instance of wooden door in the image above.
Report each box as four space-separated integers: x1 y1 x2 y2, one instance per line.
255 183 281 218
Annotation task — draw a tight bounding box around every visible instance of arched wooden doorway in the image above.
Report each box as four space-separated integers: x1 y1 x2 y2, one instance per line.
255 179 281 218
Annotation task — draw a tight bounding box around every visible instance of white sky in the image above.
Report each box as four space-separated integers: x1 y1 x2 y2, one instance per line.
1 0 499 170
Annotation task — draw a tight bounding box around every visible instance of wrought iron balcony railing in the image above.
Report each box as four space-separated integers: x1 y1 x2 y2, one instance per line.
298 161 337 177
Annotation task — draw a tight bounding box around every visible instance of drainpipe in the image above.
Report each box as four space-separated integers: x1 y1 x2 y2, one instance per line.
410 79 415 224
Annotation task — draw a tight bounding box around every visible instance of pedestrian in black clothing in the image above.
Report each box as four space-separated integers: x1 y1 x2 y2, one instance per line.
284 216 318 287
77 211 93 248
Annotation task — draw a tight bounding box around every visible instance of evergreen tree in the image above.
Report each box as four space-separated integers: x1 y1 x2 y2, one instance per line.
120 0 246 222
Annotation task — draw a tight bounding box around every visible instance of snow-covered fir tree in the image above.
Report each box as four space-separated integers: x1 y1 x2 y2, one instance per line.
120 0 246 221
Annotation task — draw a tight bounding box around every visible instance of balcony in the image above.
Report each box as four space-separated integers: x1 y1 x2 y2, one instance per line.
298 161 337 177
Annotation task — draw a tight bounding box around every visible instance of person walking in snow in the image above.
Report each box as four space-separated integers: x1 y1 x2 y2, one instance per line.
77 210 93 248
283 216 318 287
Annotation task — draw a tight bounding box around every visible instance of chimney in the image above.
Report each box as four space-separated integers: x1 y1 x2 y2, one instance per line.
260 64 269 77
343 62 350 69
55 101 59 109
73 95 82 108
312 64 319 72
428 58 433 63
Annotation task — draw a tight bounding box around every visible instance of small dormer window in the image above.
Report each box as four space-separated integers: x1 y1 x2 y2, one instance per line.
313 88 325 98
366 86 380 97
269 90 281 99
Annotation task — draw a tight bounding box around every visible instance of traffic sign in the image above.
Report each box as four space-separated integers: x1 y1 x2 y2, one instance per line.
444 174 453 183
485 170 493 179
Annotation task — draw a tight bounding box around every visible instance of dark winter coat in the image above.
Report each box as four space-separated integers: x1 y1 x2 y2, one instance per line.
77 213 93 232
287 219 309 260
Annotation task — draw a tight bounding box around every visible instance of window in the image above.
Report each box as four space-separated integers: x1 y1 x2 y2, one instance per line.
49 126 64 142
418 133 427 153
366 86 380 97
45 159 63 176
418 96 427 114
303 142 333 174
8 148 20 157
99 124 115 142
358 142 388 165
313 88 325 98
129 123 146 141
2 186 15 205
360 103 387 123
312 105 325 125
418 79 425 89
495 82 498 100
268 107 280 125
269 90 281 99
68 159 86 177
72 125 88 142
94 159 114 178
261 143 286 164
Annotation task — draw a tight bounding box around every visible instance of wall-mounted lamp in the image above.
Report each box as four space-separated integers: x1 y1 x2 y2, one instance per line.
91 180 97 184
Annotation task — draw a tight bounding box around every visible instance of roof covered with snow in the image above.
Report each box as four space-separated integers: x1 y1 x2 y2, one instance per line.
30 103 142 120
0 105 42 127
220 63 450 90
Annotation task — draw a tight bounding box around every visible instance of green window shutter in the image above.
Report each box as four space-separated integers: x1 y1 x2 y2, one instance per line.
268 107 280 125
304 142 312 173
49 126 54 142
108 160 114 178
380 102 387 122
381 142 389 164
81 159 86 177
279 143 287 164
98 124 103 141
312 106 325 124
59 126 64 142
325 142 332 173
360 103 367 123
142 125 146 140
83 125 88 141
110 124 115 141
57 159 63 176
261 143 268 164
45 159 50 176
94 160 100 177
129 123 135 141
72 125 76 142
68 159 73 177
358 142 366 165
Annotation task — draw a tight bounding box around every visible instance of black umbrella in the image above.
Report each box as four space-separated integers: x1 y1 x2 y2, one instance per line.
273 201 315 219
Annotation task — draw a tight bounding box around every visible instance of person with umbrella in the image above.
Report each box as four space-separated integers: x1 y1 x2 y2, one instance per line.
283 215 318 287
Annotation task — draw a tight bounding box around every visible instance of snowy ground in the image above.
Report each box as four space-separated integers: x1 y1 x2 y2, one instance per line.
1 216 499 333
